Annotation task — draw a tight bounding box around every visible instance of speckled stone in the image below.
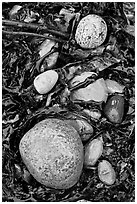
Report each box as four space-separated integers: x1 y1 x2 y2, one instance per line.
98 160 116 185
75 14 107 49
19 119 84 189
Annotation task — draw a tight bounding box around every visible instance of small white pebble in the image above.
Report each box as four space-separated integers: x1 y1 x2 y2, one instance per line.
34 70 58 94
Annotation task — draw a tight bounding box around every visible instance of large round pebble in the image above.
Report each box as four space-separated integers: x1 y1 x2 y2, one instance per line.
19 118 84 189
34 70 58 94
75 14 107 49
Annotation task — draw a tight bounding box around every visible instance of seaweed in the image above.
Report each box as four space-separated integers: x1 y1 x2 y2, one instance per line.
2 2 135 202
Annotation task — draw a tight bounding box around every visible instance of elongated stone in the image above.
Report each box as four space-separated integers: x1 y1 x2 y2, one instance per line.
83 109 101 120
38 36 59 70
98 160 116 185
84 137 103 167
104 95 125 123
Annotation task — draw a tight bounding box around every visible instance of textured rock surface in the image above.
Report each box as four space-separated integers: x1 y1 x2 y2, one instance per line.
19 119 84 189
75 14 107 49
98 160 116 185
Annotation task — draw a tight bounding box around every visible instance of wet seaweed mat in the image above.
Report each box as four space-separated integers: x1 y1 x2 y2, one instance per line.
2 2 135 202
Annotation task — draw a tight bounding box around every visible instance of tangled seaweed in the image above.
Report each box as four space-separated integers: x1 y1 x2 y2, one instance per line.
2 2 135 202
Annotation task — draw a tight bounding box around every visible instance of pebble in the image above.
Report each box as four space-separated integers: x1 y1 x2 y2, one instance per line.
84 137 103 167
83 109 101 120
34 70 58 94
71 78 108 103
39 37 58 58
98 160 116 185
75 14 107 49
19 118 84 189
38 36 59 71
104 95 125 123
105 79 124 94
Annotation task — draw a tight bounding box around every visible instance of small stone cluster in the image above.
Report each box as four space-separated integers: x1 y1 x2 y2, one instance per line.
19 13 127 190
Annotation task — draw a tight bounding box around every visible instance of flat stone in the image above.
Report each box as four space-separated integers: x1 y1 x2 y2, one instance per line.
71 78 108 103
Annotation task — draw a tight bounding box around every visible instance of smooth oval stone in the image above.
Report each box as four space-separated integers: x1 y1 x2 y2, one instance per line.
98 160 116 185
75 14 107 49
70 72 97 88
84 137 103 167
34 70 58 94
71 78 108 103
104 95 124 123
105 79 124 94
19 119 84 189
